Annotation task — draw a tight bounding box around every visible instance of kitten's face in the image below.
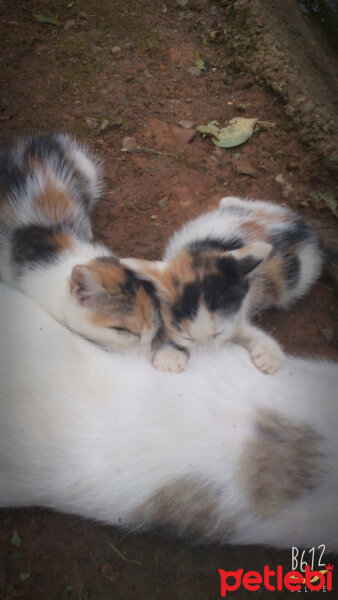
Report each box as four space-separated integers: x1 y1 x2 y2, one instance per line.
69 256 158 354
122 242 271 351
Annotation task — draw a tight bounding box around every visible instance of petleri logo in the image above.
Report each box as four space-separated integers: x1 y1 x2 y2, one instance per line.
218 564 333 596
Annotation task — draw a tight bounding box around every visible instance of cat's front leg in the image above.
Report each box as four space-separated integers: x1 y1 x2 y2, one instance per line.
235 323 285 374
151 325 189 373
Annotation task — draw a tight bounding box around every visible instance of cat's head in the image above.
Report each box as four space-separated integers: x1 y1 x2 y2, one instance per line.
68 256 159 354
121 242 271 350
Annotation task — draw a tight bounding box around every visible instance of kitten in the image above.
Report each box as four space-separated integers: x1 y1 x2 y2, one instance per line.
1 283 337 550
0 132 158 353
122 197 323 374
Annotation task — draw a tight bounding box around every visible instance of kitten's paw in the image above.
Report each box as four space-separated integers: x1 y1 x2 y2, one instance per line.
152 347 188 373
249 340 285 374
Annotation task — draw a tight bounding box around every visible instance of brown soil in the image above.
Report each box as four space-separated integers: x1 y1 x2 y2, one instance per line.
0 1 337 598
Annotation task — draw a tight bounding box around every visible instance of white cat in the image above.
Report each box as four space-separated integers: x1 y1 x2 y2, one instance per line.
0 283 337 550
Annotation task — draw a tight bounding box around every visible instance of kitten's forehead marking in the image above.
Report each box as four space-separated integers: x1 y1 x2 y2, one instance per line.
87 259 155 332
88 258 131 290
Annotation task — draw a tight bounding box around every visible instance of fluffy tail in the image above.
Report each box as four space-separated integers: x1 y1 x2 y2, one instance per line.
309 219 338 291
0 132 103 240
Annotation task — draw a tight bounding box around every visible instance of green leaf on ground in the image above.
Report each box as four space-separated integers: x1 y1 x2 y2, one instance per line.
197 117 258 148
33 12 60 26
309 191 337 217
195 51 205 72
10 530 22 547
109 542 142 565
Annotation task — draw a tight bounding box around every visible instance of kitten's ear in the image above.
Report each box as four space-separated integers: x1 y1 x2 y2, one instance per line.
70 265 104 308
230 242 272 276
120 258 169 294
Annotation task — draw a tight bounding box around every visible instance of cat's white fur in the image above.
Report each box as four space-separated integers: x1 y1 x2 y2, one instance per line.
16 241 154 353
1 283 337 550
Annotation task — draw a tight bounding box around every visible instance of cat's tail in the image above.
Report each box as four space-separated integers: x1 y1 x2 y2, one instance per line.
308 219 338 291
55 132 103 212
0 133 104 242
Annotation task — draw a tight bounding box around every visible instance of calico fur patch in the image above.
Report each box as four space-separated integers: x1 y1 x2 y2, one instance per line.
238 409 325 517
132 476 236 543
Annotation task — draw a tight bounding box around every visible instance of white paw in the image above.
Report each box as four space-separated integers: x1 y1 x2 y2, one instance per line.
250 340 285 374
152 346 188 373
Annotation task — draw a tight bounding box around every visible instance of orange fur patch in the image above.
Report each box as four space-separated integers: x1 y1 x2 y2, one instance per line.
53 231 74 252
87 259 154 334
254 255 285 305
34 179 78 224
239 220 267 243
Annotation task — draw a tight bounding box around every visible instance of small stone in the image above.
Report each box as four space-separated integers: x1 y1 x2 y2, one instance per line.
172 126 196 145
319 328 334 344
188 66 201 77
178 120 194 129
112 46 121 54
275 173 285 184
158 196 168 209
111 116 123 128
85 117 98 129
233 157 257 178
150 214 157 220
64 19 76 30
100 119 109 131
122 137 138 151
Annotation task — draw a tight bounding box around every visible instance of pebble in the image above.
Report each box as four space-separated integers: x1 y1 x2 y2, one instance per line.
85 117 98 129
158 196 168 209
122 137 138 151
100 119 110 131
112 46 121 54
178 120 194 129
188 66 201 77
111 116 123 128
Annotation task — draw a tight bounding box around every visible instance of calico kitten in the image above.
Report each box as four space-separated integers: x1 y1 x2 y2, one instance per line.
1 283 338 550
0 132 158 352
123 197 323 374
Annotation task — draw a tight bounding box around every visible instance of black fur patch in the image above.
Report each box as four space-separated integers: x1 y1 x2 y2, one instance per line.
172 256 248 322
269 217 313 251
122 270 160 311
23 133 64 163
188 236 243 254
12 224 69 270
0 146 26 199
283 254 300 288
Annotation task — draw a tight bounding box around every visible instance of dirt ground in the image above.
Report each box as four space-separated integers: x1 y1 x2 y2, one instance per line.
0 0 337 598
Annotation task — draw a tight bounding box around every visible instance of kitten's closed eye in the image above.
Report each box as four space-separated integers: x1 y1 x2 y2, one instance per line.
110 326 138 337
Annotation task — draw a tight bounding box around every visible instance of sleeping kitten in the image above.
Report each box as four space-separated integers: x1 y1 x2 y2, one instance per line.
122 197 323 374
0 132 158 353
1 283 338 550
